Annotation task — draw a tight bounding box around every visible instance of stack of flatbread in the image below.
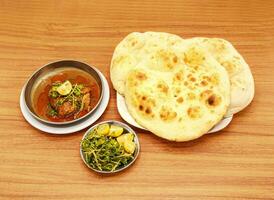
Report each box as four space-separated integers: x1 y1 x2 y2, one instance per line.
110 32 254 141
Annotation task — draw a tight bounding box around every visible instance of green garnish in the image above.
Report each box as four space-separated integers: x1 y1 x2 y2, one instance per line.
49 90 59 98
47 104 57 117
49 83 61 98
81 124 135 172
73 84 84 96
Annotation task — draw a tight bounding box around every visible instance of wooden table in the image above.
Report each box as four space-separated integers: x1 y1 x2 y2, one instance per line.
0 1 273 199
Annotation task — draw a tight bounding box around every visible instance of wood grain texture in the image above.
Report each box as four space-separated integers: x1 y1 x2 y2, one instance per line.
0 0 274 199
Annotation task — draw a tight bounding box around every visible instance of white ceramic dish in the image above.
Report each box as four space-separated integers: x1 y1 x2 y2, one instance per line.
116 92 233 133
20 70 110 134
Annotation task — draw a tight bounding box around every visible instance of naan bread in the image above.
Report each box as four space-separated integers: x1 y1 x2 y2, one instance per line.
124 44 231 141
110 32 183 94
190 38 254 116
110 32 254 116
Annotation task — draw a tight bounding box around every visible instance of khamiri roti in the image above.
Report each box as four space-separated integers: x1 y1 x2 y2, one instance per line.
189 37 254 116
110 32 184 95
124 43 230 141
110 32 254 116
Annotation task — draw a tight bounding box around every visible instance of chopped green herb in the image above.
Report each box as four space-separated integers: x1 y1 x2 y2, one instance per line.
49 90 59 98
81 124 135 172
47 104 57 117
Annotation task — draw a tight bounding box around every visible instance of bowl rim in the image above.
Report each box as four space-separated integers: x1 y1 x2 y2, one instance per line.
80 120 140 174
24 59 104 126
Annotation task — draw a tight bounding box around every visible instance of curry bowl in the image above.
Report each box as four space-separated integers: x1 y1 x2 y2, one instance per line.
80 120 140 174
24 60 103 125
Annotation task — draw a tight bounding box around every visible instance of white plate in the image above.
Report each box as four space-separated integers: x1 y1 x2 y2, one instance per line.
116 92 233 133
20 70 110 134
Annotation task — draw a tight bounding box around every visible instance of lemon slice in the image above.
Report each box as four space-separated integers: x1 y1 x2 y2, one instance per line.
97 123 110 135
109 125 124 137
57 80 72 95
124 140 136 154
117 133 134 145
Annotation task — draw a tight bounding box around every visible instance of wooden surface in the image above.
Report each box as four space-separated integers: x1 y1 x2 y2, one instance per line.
0 0 274 199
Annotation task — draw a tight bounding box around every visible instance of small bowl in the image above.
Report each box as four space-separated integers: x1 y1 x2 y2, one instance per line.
24 60 103 125
80 120 140 174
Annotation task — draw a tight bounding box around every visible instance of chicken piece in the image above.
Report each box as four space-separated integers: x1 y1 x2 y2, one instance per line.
82 93 91 111
48 85 92 119
49 97 59 110
81 86 91 94
57 101 76 117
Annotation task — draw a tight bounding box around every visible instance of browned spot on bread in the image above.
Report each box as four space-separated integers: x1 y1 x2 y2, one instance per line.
174 71 183 81
127 76 138 87
131 41 137 46
125 36 144 49
136 93 156 118
184 81 189 86
202 75 211 82
157 82 169 94
187 92 196 100
210 74 220 85
176 97 184 103
159 106 177 121
113 55 130 66
138 102 154 118
136 72 147 81
200 80 208 86
187 106 201 119
145 107 152 114
184 47 205 66
206 94 221 107
173 56 178 63
214 39 226 52
193 65 199 70
155 49 178 70
221 60 237 75
200 90 213 100
200 90 222 107
187 73 197 82
190 77 196 82
150 98 156 106
201 74 219 86
189 65 200 71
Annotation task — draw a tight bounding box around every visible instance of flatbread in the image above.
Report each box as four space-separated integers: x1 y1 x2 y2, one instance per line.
124 44 231 141
110 32 254 116
190 37 254 116
110 32 183 94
